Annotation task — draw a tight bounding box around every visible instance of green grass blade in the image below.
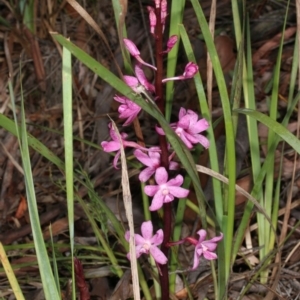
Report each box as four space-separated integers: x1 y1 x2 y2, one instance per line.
179 24 222 222
231 17 261 262
257 3 288 281
20 0 34 33
49 225 61 295
0 243 25 300
233 91 300 261
165 0 186 121
62 45 76 299
190 0 236 290
9 79 60 299
112 0 130 72
236 109 300 152
288 32 299 104
0 114 65 171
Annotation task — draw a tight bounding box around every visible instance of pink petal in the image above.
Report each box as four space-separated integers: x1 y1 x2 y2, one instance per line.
169 161 179 170
148 148 161 159
141 220 153 240
135 245 147 257
178 107 187 119
168 186 189 198
175 130 193 149
124 75 139 91
196 229 207 243
114 95 126 104
109 126 128 142
163 194 175 203
134 233 146 245
149 191 164 211
191 118 210 134
183 62 198 78
203 251 218 260
166 35 178 50
177 115 191 130
154 167 168 184
125 231 130 241
135 64 155 92
144 185 159 197
209 233 224 243
134 149 156 167
147 6 156 34
123 38 140 56
192 250 200 270
167 174 184 187
193 134 210 149
149 246 168 264
202 242 218 252
113 151 121 169
122 114 138 126
101 141 120 152
155 126 166 136
151 229 164 245
139 167 155 182
186 109 198 123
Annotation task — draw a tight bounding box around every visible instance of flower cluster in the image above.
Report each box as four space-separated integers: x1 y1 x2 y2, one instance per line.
101 0 222 272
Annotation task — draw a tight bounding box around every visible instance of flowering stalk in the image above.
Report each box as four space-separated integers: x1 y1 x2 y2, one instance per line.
100 0 222 298
153 2 171 298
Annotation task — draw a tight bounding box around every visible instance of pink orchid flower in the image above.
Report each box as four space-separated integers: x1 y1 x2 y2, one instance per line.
125 220 168 265
134 147 179 182
123 38 157 71
160 0 167 28
147 6 156 35
123 75 139 92
123 67 155 95
101 123 148 168
161 35 178 54
162 62 198 83
154 0 160 8
183 62 199 78
144 167 189 211
114 95 141 126
156 108 210 149
187 229 223 270
135 64 155 93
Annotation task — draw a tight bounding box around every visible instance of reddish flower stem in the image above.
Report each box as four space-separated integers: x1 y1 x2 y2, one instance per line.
154 2 170 299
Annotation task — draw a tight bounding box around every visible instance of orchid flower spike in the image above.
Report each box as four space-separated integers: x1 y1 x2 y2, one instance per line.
156 107 210 149
144 167 189 211
114 95 141 126
123 38 157 71
187 229 223 270
162 62 198 83
134 147 179 182
125 220 168 265
101 123 148 168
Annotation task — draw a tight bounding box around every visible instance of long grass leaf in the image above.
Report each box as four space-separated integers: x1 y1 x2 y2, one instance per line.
9 78 60 299
190 0 236 290
0 243 25 300
165 0 186 121
62 45 76 299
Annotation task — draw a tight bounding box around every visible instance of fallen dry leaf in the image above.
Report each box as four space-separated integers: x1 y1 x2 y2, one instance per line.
14 195 28 219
